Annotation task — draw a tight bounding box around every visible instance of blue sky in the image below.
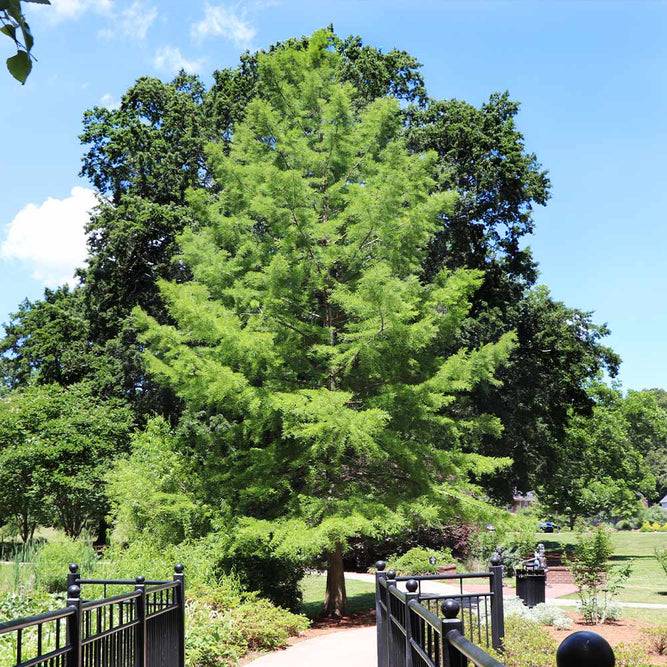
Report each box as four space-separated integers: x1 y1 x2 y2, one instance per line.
1 0 665 390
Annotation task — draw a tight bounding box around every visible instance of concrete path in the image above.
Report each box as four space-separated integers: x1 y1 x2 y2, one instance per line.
247 626 376 666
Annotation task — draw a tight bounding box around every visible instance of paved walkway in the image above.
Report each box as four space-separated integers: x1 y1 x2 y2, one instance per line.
247 626 376 666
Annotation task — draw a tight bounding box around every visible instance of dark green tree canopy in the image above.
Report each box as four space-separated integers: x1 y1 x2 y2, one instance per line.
0 383 132 540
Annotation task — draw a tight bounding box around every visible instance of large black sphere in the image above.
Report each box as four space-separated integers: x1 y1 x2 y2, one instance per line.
556 631 614 667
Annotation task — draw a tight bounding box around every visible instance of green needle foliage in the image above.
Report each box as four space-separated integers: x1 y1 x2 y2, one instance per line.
136 31 515 616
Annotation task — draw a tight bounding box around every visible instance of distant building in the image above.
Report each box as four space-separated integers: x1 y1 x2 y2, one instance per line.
660 494 667 510
511 491 536 513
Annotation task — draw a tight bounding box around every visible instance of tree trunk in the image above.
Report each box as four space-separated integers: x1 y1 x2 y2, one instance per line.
323 543 348 617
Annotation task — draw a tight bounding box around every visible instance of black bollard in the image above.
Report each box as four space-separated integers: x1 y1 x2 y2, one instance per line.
557 631 615 667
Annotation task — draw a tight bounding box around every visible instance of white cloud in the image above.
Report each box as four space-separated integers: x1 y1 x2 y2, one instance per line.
33 0 113 23
98 1 157 41
121 1 158 40
191 3 256 49
153 46 205 75
1 187 96 287
99 93 120 109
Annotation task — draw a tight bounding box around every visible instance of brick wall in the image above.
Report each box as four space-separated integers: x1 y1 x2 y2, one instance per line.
437 564 457 574
546 566 606 585
546 566 573 584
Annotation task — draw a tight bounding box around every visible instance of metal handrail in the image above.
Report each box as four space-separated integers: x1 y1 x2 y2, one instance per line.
145 581 179 594
82 590 141 611
446 629 504 667
76 578 169 585
394 572 492 582
0 607 75 635
419 592 492 601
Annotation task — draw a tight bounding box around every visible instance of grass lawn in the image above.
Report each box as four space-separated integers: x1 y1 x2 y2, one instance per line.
300 574 376 618
537 531 667 604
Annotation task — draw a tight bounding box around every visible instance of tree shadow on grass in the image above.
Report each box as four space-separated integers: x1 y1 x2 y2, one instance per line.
300 590 376 619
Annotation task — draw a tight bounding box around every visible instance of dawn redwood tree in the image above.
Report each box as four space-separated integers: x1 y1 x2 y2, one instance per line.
136 32 514 616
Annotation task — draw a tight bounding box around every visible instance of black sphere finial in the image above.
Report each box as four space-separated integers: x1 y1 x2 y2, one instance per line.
406 579 418 593
375 560 386 572
441 599 460 619
387 569 397 580
67 584 81 599
490 554 502 566
136 575 145 584
556 631 614 667
174 563 184 573
69 563 79 573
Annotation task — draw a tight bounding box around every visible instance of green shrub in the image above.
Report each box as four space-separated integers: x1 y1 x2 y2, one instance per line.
385 546 454 576
34 540 98 593
184 585 309 667
212 523 305 612
570 526 630 624
490 616 557 667
614 642 651 667
640 625 667 655
643 505 667 525
615 519 636 531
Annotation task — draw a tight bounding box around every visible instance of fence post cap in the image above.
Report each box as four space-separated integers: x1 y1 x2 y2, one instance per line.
375 560 386 572
490 554 502 566
69 563 79 573
135 575 146 584
67 584 81 598
174 563 184 573
441 599 460 618
386 569 396 580
557 631 614 667
406 579 418 593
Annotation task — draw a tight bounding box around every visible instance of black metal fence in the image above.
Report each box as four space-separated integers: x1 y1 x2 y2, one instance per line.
376 556 619 667
376 556 505 661
0 564 185 667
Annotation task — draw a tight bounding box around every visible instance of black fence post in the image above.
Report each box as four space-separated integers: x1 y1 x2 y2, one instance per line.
489 554 505 650
386 569 397 667
66 584 82 667
556 631 615 667
67 563 80 591
404 579 419 667
173 564 186 667
441 600 466 667
135 575 147 667
375 560 387 667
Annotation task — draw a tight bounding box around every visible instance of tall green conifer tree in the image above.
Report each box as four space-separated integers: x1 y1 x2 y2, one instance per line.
136 32 515 616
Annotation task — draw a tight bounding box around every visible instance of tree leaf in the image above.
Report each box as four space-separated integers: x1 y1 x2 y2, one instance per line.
0 24 16 40
7 49 31 83
21 22 32 51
